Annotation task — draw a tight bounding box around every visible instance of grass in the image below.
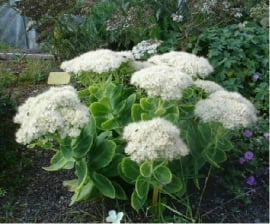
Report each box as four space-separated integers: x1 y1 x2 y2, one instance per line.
0 41 15 50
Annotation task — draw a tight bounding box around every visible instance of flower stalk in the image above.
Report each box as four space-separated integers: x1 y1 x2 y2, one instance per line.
152 186 159 215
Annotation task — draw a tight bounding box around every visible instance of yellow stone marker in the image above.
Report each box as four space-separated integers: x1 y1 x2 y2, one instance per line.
47 72 71 85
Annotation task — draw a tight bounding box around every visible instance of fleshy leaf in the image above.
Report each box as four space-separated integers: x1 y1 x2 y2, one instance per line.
120 158 140 183
92 172 115 198
89 140 116 170
140 161 153 178
153 165 172 185
135 175 149 199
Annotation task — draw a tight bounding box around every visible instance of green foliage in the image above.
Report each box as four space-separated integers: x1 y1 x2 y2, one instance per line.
215 117 269 204
131 97 179 123
76 62 135 88
0 41 15 50
36 0 182 59
22 74 240 220
194 22 269 114
19 59 57 84
46 1 117 59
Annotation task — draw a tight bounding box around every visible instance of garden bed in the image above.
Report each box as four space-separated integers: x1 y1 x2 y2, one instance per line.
0 60 268 222
0 145 268 222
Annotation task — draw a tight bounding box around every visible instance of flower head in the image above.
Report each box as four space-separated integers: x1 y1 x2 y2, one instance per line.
194 90 257 129
60 49 131 74
252 72 261 81
132 39 162 60
244 129 253 137
131 65 193 100
171 13 184 22
244 151 254 160
239 157 245 164
263 132 270 139
106 210 124 224
14 86 89 145
148 51 214 78
234 12 243 18
123 117 189 163
246 175 256 186
193 79 224 94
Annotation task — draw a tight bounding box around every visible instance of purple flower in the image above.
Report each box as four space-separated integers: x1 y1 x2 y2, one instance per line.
252 72 260 81
239 157 246 164
244 129 253 137
246 175 256 186
263 132 269 139
244 151 254 160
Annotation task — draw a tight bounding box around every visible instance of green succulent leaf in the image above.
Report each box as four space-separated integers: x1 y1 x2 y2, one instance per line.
162 175 183 193
100 153 124 177
75 158 89 190
90 101 111 116
63 179 78 192
76 180 95 201
61 137 72 159
140 98 154 111
131 191 146 212
72 116 96 159
101 117 120 130
153 165 172 185
92 172 115 198
131 104 144 121
112 181 128 200
89 140 116 170
43 150 74 171
140 161 153 178
120 158 140 183
135 175 149 199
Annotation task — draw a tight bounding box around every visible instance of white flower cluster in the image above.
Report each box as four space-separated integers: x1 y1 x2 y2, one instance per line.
193 79 224 94
171 13 184 22
123 117 189 163
234 12 243 18
201 0 218 14
147 51 214 78
194 90 257 129
60 49 132 74
132 39 162 60
14 86 90 145
131 65 193 100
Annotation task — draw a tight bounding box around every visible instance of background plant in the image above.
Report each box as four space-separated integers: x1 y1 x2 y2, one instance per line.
193 21 269 114
192 19 269 206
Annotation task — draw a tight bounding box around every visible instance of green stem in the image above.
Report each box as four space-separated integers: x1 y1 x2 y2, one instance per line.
152 186 159 216
195 165 212 221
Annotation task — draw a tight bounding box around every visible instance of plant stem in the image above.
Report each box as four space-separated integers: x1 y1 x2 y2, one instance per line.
195 165 212 221
152 186 159 215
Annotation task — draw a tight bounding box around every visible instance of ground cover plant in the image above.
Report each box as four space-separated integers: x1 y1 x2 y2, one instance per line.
0 0 269 222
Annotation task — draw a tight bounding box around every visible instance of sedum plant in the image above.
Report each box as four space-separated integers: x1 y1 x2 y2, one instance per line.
14 49 258 221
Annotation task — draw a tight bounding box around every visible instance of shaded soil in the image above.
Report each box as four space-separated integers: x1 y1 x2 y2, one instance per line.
1 146 268 223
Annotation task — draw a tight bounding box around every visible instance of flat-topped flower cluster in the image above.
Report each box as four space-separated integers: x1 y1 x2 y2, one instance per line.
60 49 132 74
16 48 258 164
123 117 189 163
131 39 162 60
59 48 257 132
131 65 193 100
195 90 257 129
14 86 89 144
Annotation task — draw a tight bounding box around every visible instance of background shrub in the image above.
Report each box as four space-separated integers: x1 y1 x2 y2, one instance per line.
193 22 269 115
